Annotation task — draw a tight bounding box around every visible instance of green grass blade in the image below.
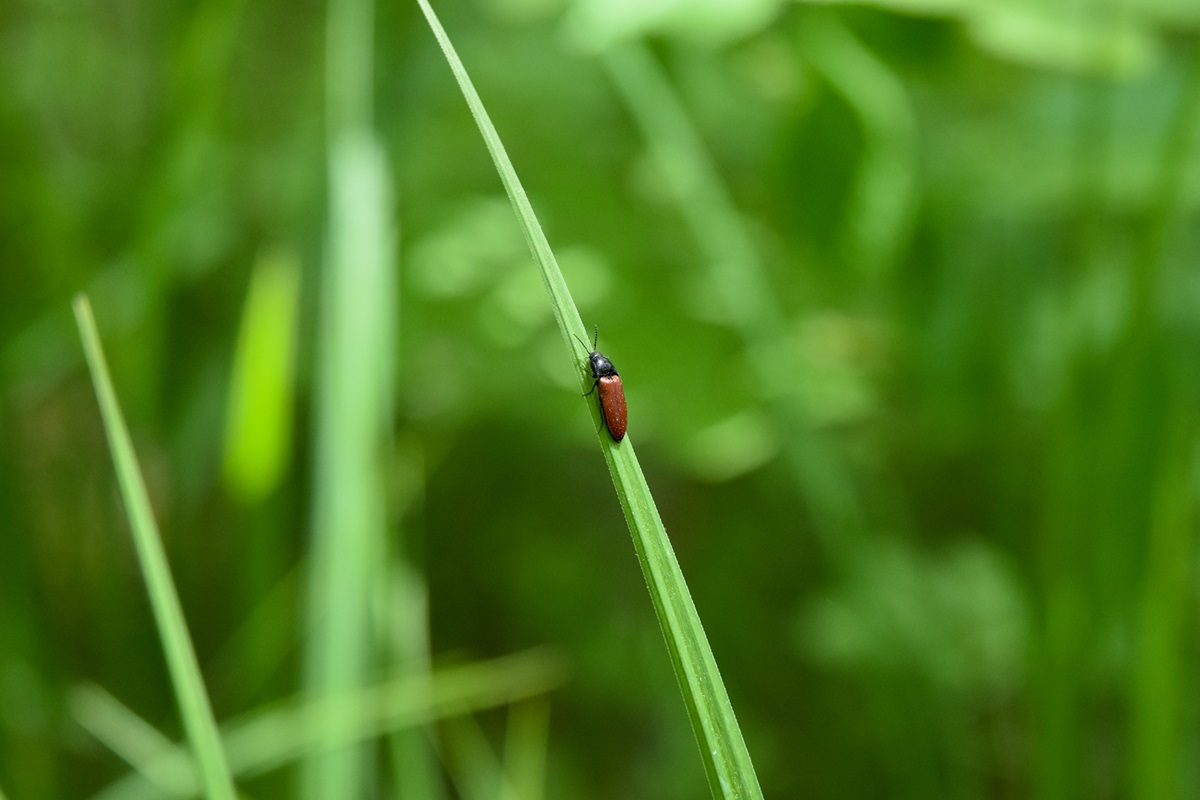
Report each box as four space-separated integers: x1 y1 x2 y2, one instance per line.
503 701 550 800
300 130 397 799
379 565 444 800
301 0 398 787
88 648 566 800
796 12 916 279
220 247 300 502
413 3 764 796
72 295 238 800
1128 47 1200 800
70 684 191 795
441 715 518 800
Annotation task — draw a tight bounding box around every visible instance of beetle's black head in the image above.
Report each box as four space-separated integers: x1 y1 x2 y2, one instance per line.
574 325 618 377
589 351 618 378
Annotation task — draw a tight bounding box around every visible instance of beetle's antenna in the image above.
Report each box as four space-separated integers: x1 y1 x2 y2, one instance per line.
572 331 590 352
592 324 599 351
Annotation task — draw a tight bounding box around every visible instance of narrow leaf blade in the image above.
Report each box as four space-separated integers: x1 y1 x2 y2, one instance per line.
73 295 238 800
412 5 764 797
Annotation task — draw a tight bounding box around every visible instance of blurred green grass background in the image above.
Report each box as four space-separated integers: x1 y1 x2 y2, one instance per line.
3 0 1200 796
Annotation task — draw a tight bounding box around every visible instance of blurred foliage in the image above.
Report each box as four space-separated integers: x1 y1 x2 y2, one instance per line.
3 0 1200 796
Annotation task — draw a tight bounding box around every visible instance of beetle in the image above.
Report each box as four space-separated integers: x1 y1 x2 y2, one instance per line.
574 325 627 442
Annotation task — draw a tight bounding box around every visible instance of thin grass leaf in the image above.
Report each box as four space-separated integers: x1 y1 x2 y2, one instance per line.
70 684 191 795
379 565 444 800
795 12 917 278
89 648 566 800
72 295 238 800
301 0 398 787
413 3 764 796
300 128 396 800
220 247 300 502
503 701 550 800
207 566 300 709
441 715 518 800
1128 44 1200 800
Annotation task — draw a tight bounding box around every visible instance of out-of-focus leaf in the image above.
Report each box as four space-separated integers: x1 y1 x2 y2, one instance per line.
801 538 1030 693
563 0 784 49
681 409 779 482
221 248 300 502
409 197 527 299
802 0 1167 75
967 7 1157 75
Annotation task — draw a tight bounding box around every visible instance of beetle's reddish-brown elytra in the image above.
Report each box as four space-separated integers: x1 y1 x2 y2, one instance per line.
575 325 627 442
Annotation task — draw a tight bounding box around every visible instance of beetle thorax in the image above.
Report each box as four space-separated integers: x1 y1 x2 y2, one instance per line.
589 352 618 378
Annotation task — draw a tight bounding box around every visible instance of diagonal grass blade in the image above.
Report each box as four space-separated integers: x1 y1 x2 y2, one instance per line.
73 295 238 800
412 4 765 797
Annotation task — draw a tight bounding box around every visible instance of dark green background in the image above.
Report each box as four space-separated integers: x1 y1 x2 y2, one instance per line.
3 0 1200 796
